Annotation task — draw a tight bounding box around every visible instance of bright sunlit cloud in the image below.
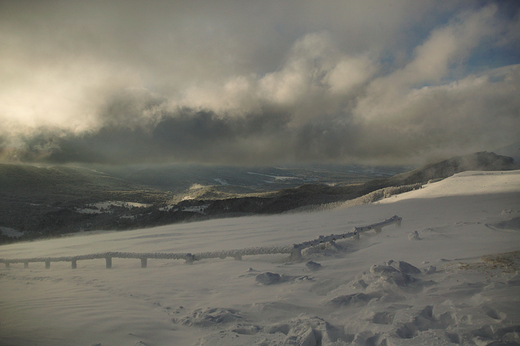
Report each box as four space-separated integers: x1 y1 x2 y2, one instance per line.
0 0 518 165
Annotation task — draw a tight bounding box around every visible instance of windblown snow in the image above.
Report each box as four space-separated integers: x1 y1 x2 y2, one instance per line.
1 171 519 346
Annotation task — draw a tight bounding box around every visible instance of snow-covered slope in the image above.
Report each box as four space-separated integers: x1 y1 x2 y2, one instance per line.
1 171 519 346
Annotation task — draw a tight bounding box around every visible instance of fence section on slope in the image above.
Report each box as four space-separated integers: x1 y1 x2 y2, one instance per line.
1 215 402 269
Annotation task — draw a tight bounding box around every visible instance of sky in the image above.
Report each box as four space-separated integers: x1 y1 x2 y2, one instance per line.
0 0 519 166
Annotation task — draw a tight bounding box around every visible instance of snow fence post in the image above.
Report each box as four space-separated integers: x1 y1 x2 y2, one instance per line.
71 260 77 269
185 253 194 265
396 217 402 227
140 257 148 268
45 259 51 269
291 245 302 262
353 228 360 240
106 256 112 269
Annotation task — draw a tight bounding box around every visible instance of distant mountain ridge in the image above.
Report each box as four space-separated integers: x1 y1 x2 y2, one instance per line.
0 151 517 242
388 151 517 186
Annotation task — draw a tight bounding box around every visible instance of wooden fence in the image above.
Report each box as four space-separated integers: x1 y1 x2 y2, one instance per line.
1 215 402 269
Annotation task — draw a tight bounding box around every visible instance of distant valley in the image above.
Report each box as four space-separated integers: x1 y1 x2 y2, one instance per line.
0 151 517 243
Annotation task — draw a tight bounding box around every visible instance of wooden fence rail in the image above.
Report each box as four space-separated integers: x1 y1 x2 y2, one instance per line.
1 215 402 269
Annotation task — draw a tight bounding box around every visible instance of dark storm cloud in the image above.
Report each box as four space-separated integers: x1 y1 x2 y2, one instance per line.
24 102 294 165
1 1 519 165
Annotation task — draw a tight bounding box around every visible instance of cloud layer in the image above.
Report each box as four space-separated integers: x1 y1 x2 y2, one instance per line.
1 1 519 165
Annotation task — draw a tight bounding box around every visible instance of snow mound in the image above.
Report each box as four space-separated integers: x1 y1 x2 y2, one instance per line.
332 257 520 346
305 261 322 271
256 272 282 285
255 272 313 285
336 260 436 295
194 314 353 346
175 307 244 328
486 217 520 231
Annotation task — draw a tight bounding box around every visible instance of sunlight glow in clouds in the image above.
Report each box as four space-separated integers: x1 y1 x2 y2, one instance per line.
0 0 518 165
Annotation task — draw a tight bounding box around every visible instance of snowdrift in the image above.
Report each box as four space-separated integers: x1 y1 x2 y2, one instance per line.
1 170 519 346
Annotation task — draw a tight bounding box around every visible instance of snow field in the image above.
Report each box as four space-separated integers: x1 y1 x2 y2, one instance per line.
0 216 401 268
0 171 519 346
